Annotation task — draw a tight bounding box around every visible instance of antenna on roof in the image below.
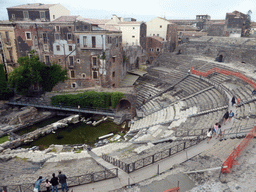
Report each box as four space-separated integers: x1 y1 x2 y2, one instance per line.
164 12 166 19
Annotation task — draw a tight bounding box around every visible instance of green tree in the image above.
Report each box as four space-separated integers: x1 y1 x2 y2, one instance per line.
0 64 13 100
8 51 68 95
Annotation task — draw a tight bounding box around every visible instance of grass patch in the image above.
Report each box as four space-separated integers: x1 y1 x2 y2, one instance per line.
15 157 29 162
0 135 9 144
50 148 57 153
62 148 72 152
74 148 83 153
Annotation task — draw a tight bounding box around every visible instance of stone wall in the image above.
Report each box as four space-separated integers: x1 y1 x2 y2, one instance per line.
178 37 256 65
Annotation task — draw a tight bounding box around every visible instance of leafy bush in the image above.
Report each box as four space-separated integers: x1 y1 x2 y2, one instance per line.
111 92 125 108
0 64 13 100
51 91 124 109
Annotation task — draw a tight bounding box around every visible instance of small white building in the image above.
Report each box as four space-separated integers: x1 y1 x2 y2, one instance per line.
146 17 173 40
106 15 146 49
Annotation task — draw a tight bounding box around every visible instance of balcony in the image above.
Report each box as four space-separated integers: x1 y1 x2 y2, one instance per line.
68 64 75 69
4 38 11 46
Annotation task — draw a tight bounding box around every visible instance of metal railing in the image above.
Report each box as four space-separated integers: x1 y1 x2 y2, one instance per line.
191 67 256 90
223 123 256 139
175 128 209 137
0 168 118 192
102 138 204 173
8 100 116 116
222 126 256 173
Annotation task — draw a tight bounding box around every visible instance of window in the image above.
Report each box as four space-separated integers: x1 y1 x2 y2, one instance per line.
160 25 162 28
56 45 60 51
45 55 50 65
157 34 159 37
83 36 87 47
92 57 97 66
108 36 112 44
150 48 154 52
112 71 115 77
40 11 45 19
156 48 160 52
77 38 80 44
9 50 13 62
133 27 135 29
77 59 80 63
53 15 55 20
68 26 72 30
5 31 10 43
70 70 75 78
12 14 15 19
67 33 72 40
84 26 87 30
112 57 116 63
82 73 86 78
44 44 49 52
43 33 47 44
55 26 60 32
76 26 79 31
93 71 98 79
72 82 77 88
153 34 155 36
58 59 61 63
69 45 73 51
55 34 60 40
23 11 29 19
92 36 96 48
69 56 74 65
25 32 31 40
132 36 135 38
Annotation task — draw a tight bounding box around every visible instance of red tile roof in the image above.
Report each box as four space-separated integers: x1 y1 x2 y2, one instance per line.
7 3 56 9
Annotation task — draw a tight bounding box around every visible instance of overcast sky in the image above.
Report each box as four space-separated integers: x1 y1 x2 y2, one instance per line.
0 0 255 22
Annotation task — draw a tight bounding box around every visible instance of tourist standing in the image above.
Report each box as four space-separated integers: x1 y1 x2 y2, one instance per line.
45 179 52 192
231 96 236 106
34 176 46 192
50 173 59 192
207 128 212 143
213 123 219 137
58 171 69 192
229 110 234 122
216 124 222 139
223 111 229 125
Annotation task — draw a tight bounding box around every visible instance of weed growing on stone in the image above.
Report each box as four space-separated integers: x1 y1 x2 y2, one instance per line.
74 148 83 153
0 135 9 144
50 148 57 153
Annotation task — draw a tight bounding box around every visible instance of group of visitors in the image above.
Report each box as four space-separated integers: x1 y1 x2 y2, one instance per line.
34 171 69 192
207 123 223 143
223 110 234 124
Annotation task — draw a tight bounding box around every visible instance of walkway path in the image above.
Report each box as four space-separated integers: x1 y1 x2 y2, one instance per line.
71 138 219 192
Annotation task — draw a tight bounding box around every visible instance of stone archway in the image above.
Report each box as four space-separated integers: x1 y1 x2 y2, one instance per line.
118 99 131 111
219 55 224 62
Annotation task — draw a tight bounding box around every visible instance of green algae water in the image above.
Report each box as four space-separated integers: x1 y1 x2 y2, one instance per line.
21 119 124 149
15 116 64 136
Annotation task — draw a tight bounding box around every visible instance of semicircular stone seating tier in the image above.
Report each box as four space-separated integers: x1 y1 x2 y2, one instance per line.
130 75 228 134
192 65 256 139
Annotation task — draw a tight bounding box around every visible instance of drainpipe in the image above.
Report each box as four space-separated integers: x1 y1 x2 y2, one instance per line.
35 24 41 60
